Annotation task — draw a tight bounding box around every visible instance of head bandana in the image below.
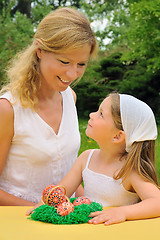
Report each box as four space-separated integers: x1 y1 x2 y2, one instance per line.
120 94 157 152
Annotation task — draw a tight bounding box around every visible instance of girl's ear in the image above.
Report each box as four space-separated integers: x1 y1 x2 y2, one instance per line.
112 130 125 143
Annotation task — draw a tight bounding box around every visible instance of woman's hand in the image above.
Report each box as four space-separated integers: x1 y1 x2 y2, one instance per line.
26 200 43 216
88 207 126 226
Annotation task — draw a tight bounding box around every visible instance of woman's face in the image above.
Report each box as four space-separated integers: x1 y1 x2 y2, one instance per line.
37 44 91 92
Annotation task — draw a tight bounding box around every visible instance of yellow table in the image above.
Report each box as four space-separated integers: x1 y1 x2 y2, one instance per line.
0 206 160 240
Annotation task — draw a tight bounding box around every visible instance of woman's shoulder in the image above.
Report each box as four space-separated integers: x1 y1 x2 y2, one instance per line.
0 97 14 115
0 98 14 136
0 91 15 115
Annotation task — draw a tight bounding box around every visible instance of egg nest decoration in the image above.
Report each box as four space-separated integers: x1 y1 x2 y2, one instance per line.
29 197 103 224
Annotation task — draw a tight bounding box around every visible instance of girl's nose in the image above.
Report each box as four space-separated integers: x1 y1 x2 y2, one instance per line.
89 112 95 119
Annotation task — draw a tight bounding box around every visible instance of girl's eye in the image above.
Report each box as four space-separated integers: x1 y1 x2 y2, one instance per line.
100 111 103 117
59 60 70 64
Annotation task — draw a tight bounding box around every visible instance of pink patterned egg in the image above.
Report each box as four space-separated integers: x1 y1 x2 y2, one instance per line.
42 185 67 208
57 202 74 216
73 197 91 206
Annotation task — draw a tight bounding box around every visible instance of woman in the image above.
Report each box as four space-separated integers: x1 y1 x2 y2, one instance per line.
0 7 98 205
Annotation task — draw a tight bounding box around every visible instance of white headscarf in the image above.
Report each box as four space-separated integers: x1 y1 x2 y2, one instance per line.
120 94 157 152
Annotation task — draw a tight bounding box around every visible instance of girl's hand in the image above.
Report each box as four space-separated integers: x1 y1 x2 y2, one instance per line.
26 201 43 216
88 207 126 226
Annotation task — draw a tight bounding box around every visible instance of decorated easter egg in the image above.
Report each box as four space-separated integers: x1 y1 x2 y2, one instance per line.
73 197 91 206
42 185 56 203
42 185 67 208
57 202 74 216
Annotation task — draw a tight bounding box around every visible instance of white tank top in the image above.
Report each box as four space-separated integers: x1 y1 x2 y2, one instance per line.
0 87 80 203
82 149 139 207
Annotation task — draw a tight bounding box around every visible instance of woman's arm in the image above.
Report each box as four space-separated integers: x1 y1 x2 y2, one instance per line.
0 188 35 206
0 99 14 175
0 99 35 206
89 171 160 225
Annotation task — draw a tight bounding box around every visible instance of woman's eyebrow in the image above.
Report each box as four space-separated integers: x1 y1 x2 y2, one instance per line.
57 55 89 63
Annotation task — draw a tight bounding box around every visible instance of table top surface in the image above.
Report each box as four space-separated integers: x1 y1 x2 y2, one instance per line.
0 206 160 240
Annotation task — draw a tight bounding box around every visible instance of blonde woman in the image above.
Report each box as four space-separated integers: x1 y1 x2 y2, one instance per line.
27 93 160 225
0 7 98 206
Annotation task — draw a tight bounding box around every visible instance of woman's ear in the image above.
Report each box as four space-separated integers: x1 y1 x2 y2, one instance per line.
36 48 42 59
112 130 125 143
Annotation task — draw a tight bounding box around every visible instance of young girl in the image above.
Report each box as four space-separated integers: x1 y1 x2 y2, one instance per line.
27 92 160 225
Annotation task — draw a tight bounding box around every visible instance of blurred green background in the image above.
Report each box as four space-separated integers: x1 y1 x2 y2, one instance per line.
0 0 160 179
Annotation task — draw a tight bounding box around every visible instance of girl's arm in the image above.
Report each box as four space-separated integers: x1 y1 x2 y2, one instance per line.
0 99 35 206
26 150 90 215
122 171 160 220
89 171 160 225
56 150 90 197
75 184 84 197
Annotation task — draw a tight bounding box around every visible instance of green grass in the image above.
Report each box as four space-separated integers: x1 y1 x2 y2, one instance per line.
79 118 160 181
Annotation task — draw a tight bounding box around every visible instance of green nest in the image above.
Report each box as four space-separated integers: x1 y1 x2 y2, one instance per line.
29 197 103 224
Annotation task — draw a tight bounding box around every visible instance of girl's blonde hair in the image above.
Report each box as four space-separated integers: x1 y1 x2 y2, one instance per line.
1 7 98 109
110 92 159 188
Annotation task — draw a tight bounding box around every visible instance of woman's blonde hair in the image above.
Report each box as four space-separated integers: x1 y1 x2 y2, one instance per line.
1 7 98 109
110 92 159 188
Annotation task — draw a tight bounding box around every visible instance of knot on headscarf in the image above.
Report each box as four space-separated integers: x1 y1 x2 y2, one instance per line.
120 94 157 152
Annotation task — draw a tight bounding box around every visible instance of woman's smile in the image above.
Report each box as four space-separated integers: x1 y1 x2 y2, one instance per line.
57 76 71 85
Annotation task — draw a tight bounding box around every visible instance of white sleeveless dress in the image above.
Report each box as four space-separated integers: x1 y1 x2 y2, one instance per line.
82 149 139 207
0 87 80 203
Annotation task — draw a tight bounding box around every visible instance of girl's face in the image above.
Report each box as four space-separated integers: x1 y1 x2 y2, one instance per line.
86 96 119 144
37 44 91 92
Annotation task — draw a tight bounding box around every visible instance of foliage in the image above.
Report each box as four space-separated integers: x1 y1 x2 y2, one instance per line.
0 0 82 19
74 81 105 118
121 0 160 72
73 60 108 118
31 0 53 25
74 52 160 122
0 0 16 19
0 0 159 124
84 0 160 72
0 11 34 86
80 0 120 21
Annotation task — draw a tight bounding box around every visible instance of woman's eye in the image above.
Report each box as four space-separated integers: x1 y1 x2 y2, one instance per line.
59 60 70 64
78 63 86 66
